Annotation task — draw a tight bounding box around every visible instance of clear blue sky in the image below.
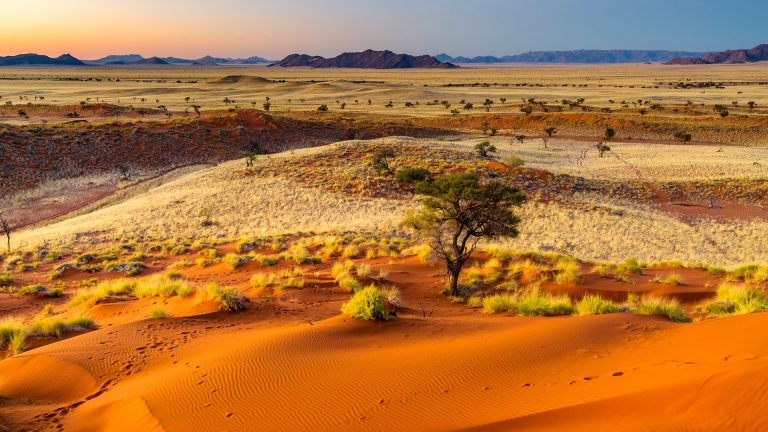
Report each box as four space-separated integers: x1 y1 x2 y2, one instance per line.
1 0 767 58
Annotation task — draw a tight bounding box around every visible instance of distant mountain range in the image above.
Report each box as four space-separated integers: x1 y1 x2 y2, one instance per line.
270 49 457 69
85 54 273 65
0 53 85 66
435 50 708 64
666 44 768 64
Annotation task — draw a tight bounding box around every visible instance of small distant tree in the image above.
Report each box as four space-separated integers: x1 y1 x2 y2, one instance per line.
317 104 328 112
395 167 432 184
520 105 533 115
463 102 473 110
118 165 131 181
244 151 257 167
748 101 756 111
372 149 396 173
404 173 526 296
596 143 611 158
474 141 497 157
0 212 11 252
515 135 526 143
674 131 692 143
544 127 557 137
263 102 271 111
200 207 215 227
604 127 616 141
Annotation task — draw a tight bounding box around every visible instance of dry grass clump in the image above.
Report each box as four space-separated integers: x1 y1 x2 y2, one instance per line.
341 244 362 259
2 305 97 354
69 274 193 308
697 283 768 317
483 289 573 316
0 319 26 354
0 272 15 286
150 308 169 318
250 273 277 288
205 283 248 312
69 278 137 308
289 245 321 265
575 294 620 315
222 253 252 270
507 259 550 286
330 260 363 292
378 286 402 309
656 273 685 285
554 256 582 285
341 285 390 321
404 244 435 263
253 254 279 267
133 274 194 298
630 296 690 323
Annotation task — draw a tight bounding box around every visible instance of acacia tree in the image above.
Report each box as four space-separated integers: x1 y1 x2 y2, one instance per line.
0 212 11 252
371 149 396 172
604 127 616 141
404 173 526 296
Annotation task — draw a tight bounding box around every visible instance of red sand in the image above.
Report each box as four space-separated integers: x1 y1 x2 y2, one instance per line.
1 251 766 431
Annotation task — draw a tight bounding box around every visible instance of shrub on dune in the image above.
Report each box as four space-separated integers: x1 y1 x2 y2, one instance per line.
378 286 402 309
250 273 276 288
150 309 169 318
206 283 248 312
341 244 361 259
0 272 15 286
341 286 389 321
659 273 684 285
0 319 25 350
482 294 516 313
8 331 26 355
576 294 620 315
222 253 252 270
133 275 194 298
515 290 573 316
28 317 67 337
554 256 582 285
289 245 321 265
700 283 768 317
338 276 362 293
68 278 137 308
253 254 278 267
483 289 573 316
616 258 643 276
356 263 373 279
633 296 690 323
66 316 97 330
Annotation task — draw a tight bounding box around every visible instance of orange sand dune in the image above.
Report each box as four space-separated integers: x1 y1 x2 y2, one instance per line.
3 309 767 431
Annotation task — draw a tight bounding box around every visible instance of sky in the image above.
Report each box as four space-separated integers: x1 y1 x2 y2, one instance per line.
1 0 767 59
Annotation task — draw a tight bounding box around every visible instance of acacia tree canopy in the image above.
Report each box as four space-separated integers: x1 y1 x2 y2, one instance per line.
404 173 526 296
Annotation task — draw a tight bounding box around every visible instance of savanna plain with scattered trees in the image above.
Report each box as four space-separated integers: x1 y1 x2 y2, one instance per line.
1 63 768 431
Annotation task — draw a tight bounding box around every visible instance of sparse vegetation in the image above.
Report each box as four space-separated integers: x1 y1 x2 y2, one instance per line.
341 286 389 321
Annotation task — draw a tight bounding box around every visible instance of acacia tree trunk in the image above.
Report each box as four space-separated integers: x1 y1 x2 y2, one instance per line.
5 232 9 252
446 259 465 297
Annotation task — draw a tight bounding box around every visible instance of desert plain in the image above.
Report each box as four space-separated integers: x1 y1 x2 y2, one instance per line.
1 63 768 431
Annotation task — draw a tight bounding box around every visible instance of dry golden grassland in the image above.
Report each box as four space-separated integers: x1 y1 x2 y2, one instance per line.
12 137 768 267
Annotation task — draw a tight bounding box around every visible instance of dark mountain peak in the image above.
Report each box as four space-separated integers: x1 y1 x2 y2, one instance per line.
270 50 456 69
667 43 768 65
0 53 85 66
